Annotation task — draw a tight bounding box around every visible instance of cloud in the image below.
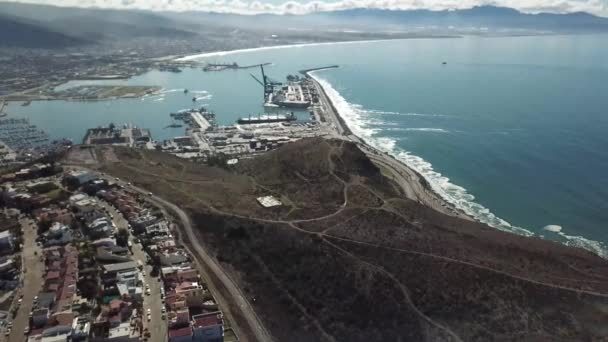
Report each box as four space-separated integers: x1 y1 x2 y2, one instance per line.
5 0 608 16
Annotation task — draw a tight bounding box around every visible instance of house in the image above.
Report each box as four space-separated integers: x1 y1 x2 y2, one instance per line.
104 321 140 342
103 261 139 274
32 308 51 328
192 311 224 342
65 170 96 186
168 326 193 342
160 253 189 267
0 230 14 251
44 222 73 247
174 282 207 306
0 257 16 274
71 317 91 341
87 218 115 238
40 325 72 342
26 180 58 194
115 270 144 300
36 208 74 226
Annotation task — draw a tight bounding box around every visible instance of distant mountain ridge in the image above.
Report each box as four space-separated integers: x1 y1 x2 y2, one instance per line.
0 2 199 49
0 13 87 48
316 5 608 31
1 2 607 50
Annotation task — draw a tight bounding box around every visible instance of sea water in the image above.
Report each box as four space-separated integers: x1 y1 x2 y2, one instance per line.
7 35 608 257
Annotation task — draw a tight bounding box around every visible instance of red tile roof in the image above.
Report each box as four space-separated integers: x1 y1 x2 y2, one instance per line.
46 271 60 280
168 326 192 338
193 313 222 328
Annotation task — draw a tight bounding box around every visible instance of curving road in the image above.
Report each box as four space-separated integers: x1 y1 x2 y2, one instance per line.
126 184 273 342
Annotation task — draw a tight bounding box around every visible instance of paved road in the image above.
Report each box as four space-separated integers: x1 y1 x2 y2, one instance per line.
101 202 167 342
3 218 43 342
127 187 273 342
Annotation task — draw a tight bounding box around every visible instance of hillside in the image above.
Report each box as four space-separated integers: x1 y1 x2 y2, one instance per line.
87 138 608 342
0 14 87 48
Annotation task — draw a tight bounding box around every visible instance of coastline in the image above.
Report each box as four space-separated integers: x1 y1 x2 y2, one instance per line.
305 70 473 220
175 36 458 62
307 71 608 259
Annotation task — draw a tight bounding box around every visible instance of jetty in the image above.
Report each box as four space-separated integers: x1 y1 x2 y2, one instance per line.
299 65 339 75
203 62 272 72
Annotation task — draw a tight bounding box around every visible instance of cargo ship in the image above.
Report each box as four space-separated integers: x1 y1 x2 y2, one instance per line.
237 113 296 125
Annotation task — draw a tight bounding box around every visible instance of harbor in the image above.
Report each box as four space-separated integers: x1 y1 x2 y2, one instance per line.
159 105 330 161
250 65 326 109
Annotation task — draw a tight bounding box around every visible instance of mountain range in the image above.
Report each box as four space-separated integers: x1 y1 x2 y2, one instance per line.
1 2 608 50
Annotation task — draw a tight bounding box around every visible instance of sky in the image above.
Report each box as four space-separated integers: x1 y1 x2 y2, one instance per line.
4 0 608 16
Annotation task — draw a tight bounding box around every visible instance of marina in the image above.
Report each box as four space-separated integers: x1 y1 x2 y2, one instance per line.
0 118 49 150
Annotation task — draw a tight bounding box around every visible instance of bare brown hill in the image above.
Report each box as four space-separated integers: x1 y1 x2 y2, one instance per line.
89 139 608 342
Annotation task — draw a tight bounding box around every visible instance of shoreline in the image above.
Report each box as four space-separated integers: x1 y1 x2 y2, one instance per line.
305 70 472 220
175 36 458 62
307 71 608 259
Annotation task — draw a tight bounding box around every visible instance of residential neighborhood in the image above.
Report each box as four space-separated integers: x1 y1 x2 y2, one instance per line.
0 165 234 342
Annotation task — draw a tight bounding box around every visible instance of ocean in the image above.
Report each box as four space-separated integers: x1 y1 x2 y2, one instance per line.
7 35 608 257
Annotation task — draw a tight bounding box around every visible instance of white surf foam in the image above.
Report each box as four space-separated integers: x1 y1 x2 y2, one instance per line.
541 225 607 259
367 110 449 117
543 224 562 232
190 90 209 95
176 39 393 61
311 72 608 259
160 88 187 94
390 128 450 133
193 94 213 102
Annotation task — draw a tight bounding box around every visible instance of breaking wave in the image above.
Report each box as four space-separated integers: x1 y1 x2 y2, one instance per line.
193 94 213 102
159 88 187 94
311 72 608 259
367 109 450 117
388 127 450 133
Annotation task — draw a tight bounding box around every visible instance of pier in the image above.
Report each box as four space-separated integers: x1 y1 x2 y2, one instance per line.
203 62 272 72
299 65 339 75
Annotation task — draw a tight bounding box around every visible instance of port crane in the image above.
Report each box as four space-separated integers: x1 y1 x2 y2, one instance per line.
250 64 282 100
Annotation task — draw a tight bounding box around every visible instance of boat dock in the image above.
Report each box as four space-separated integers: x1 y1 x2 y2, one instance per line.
0 118 50 150
191 112 212 130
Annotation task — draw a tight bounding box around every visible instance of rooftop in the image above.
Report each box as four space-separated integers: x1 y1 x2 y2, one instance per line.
103 261 138 273
168 326 192 338
193 311 223 328
257 195 282 208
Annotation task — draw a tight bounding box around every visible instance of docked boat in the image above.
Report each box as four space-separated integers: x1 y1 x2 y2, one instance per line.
237 113 296 125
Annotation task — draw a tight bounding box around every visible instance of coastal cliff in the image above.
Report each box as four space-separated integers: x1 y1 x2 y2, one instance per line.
98 139 608 342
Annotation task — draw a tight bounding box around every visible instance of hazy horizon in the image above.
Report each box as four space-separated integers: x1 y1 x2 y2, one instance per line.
2 0 607 17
